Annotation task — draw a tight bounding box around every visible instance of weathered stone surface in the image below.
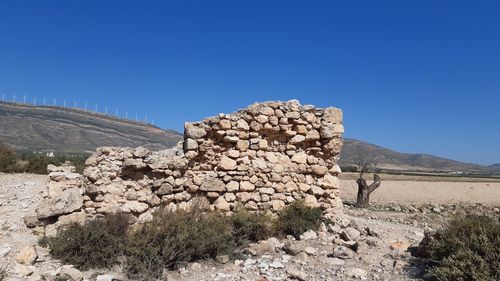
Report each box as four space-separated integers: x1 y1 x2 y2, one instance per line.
185 123 207 139
200 177 226 192
121 201 149 213
323 107 343 124
240 181 255 191
214 197 230 211
291 152 308 164
321 174 340 189
37 188 83 219
184 138 198 150
320 123 344 139
133 146 150 158
23 215 42 228
123 158 146 169
290 135 305 144
341 227 361 241
219 156 237 171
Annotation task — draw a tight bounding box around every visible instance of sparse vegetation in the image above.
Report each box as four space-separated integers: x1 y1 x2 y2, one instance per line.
45 213 130 270
0 141 87 174
44 201 323 280
417 214 500 281
231 207 277 243
125 204 235 280
277 200 323 239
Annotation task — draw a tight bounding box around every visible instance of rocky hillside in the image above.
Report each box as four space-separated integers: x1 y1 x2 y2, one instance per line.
0 101 182 154
340 138 488 172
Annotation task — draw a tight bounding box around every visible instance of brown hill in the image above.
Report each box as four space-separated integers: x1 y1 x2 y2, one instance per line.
0 101 182 154
340 138 488 172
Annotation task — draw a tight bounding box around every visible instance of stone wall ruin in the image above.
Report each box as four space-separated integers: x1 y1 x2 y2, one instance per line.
33 100 344 232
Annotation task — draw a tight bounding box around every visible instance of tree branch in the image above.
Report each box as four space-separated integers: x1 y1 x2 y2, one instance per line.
367 174 381 195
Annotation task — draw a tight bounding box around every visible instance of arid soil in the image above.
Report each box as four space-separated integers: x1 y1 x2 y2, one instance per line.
339 174 500 206
1 172 498 281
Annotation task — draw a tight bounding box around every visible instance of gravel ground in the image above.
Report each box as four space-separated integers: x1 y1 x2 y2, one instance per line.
4 172 495 281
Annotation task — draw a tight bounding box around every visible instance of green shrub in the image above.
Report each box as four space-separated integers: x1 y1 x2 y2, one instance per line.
230 207 277 244
277 200 323 239
45 213 130 270
0 141 88 174
125 204 235 280
417 215 500 281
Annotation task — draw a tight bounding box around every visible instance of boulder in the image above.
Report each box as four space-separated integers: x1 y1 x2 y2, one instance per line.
36 188 83 219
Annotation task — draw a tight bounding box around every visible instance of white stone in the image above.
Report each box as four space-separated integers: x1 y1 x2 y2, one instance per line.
289 135 305 144
300 230 317 241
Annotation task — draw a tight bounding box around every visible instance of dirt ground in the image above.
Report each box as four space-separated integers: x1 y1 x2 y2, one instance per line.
1 172 499 281
339 174 500 206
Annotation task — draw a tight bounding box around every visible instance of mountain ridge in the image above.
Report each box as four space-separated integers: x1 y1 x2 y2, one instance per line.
0 101 495 173
340 138 490 172
0 101 182 153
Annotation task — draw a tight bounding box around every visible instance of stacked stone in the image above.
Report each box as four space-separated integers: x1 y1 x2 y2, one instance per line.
31 165 87 235
34 100 344 230
81 146 189 222
182 100 344 215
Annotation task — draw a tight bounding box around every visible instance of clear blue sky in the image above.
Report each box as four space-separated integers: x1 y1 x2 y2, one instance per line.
0 1 499 165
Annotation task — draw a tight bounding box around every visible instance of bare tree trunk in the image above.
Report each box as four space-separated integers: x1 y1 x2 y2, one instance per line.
356 174 381 208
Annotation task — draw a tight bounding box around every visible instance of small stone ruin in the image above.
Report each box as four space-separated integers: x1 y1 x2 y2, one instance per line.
30 100 344 234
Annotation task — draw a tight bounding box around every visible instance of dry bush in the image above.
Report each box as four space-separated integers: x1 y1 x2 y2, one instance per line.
277 200 323 239
45 213 130 270
125 203 235 280
417 215 500 281
230 207 277 244
44 200 325 280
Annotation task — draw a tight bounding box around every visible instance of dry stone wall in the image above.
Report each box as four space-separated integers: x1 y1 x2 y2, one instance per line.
34 100 344 230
